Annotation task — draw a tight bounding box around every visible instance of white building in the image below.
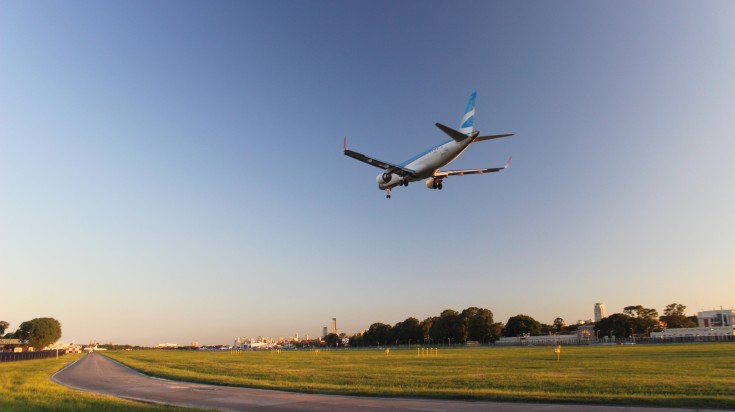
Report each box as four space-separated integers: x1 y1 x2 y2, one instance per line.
697 309 734 328
649 308 735 339
594 303 606 323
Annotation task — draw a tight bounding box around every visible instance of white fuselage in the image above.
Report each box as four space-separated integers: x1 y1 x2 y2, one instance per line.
376 137 473 190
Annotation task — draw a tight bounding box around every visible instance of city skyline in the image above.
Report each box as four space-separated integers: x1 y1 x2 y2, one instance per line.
38 302 735 347
2 1 734 346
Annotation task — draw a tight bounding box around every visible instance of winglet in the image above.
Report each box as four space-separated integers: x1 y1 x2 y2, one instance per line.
343 136 347 152
504 156 512 169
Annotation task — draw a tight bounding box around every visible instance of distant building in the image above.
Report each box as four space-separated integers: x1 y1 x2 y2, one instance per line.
331 318 337 335
322 327 328 337
47 342 83 353
576 319 593 325
577 324 595 339
698 309 735 327
594 303 606 323
647 308 735 339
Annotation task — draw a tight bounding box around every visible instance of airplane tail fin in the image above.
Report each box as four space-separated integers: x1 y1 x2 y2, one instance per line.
459 92 477 135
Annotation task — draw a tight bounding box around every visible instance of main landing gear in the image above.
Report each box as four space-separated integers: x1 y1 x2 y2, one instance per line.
386 180 410 199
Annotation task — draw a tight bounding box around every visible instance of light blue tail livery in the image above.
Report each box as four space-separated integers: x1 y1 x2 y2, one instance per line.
459 92 477 135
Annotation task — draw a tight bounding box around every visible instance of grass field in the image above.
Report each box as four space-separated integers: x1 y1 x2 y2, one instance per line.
0 353 194 411
105 343 735 409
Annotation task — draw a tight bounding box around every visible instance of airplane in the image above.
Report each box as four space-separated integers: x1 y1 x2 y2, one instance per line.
343 92 513 198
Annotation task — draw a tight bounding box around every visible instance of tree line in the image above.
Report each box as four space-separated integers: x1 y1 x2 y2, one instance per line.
0 303 697 350
1 317 62 351
325 307 501 347
593 303 697 339
323 302 698 347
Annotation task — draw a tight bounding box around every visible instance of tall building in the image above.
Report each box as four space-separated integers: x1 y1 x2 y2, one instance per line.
594 303 606 323
322 327 328 337
331 318 337 334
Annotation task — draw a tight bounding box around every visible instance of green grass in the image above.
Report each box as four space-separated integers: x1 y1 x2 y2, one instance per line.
106 344 735 409
0 354 195 411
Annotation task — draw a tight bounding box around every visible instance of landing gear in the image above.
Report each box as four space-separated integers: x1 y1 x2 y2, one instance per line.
386 188 392 199
399 179 409 187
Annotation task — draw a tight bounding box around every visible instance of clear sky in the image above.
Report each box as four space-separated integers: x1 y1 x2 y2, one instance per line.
2 1 734 346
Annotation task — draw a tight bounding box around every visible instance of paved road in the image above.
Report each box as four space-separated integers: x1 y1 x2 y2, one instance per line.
53 353 717 412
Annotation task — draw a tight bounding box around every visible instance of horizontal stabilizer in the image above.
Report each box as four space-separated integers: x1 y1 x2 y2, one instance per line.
435 123 476 141
475 133 514 142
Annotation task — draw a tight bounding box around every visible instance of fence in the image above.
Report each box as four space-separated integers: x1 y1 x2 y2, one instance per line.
495 335 735 347
0 350 66 363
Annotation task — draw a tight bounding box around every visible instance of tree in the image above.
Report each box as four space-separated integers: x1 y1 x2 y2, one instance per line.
489 322 504 342
540 323 555 335
324 333 340 347
660 303 696 328
0 321 8 336
420 317 434 344
430 309 467 344
623 305 659 321
623 305 659 333
504 315 542 337
364 322 392 346
393 317 422 345
461 307 495 343
553 317 566 333
16 318 62 349
595 313 635 339
347 333 364 347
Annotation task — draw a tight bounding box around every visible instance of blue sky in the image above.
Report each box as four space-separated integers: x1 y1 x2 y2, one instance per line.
2 1 734 345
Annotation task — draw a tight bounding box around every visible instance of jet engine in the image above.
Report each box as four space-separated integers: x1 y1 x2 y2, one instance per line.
381 172 392 183
425 177 443 190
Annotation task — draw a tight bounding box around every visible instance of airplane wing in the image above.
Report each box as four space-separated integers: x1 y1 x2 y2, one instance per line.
343 138 419 177
434 156 512 177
